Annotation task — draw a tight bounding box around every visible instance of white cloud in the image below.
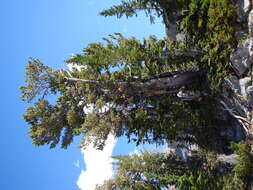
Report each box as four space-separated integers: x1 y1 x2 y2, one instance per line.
83 103 113 114
77 134 117 190
67 63 87 72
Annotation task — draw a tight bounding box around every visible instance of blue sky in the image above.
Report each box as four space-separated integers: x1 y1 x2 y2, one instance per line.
0 1 164 189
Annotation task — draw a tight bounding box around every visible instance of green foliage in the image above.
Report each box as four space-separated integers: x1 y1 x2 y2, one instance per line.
222 174 245 190
217 142 253 190
20 58 54 102
96 150 232 190
100 0 190 23
101 0 240 89
23 34 213 149
96 151 185 190
228 142 253 189
100 0 155 20
23 97 84 148
97 147 253 189
21 58 85 148
232 142 253 179
182 0 238 87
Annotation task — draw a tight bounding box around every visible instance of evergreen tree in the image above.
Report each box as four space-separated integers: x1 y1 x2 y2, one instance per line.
96 147 253 190
21 36 211 149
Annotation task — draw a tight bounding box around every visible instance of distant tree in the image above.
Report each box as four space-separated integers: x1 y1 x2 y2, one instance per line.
96 147 253 190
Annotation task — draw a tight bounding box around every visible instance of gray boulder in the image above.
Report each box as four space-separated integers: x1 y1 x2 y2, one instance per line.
230 38 253 76
237 0 250 21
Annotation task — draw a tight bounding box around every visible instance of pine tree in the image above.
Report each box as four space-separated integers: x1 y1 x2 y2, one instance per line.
96 147 253 190
21 36 212 149
95 149 251 190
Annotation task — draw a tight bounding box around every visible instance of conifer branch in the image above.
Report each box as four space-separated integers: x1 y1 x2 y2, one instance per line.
219 100 250 134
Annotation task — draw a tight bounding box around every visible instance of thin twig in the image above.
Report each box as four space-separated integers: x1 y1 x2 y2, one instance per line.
219 100 250 133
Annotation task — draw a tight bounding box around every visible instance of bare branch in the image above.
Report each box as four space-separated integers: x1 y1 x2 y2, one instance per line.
219 100 250 134
64 71 200 93
177 90 201 101
65 77 101 84
217 154 239 165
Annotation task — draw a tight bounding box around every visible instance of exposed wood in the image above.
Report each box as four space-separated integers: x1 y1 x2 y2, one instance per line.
217 154 239 165
64 71 201 94
219 100 250 134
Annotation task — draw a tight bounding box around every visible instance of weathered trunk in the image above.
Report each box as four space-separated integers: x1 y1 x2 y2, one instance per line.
145 71 200 91
66 70 201 96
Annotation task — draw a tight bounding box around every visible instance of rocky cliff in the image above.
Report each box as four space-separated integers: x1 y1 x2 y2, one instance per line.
224 0 253 147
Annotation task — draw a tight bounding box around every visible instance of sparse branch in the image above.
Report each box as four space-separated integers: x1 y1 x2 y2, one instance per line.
64 77 101 84
219 100 250 134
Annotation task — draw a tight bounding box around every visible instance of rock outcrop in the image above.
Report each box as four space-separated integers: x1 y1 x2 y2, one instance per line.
224 0 253 141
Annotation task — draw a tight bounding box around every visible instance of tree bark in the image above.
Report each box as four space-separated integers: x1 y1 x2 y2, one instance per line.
65 70 201 94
